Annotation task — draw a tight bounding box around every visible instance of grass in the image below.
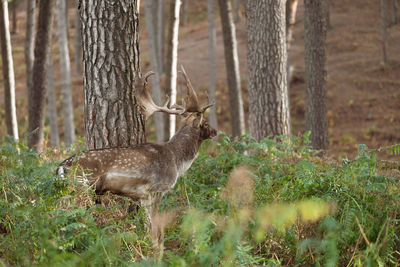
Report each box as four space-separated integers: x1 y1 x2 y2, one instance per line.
0 133 399 266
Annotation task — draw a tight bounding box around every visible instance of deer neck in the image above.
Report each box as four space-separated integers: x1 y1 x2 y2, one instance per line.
166 125 201 175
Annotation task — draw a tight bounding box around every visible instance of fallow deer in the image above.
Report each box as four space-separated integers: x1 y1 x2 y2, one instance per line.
58 66 217 246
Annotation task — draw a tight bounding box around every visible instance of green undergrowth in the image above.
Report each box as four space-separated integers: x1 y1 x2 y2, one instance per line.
0 134 399 266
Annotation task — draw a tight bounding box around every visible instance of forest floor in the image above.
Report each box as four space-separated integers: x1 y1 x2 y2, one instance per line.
1 0 400 160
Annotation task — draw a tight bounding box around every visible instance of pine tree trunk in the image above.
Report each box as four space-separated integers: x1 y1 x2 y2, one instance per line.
145 0 164 143
47 45 60 147
28 0 55 151
180 0 186 26
56 0 75 147
392 0 399 25
73 0 82 76
207 0 218 129
164 0 181 141
79 0 145 150
247 0 290 140
304 0 328 151
0 0 19 140
218 0 245 137
381 0 388 65
25 0 36 95
233 0 241 23
156 0 165 74
286 0 298 90
10 1 17 34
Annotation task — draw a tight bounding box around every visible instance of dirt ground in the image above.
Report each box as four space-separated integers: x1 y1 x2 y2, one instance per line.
1 0 399 160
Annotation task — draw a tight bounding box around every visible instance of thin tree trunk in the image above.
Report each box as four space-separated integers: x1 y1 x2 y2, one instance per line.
234 0 241 23
47 45 60 147
304 0 328 151
64 0 69 38
80 0 144 149
25 0 36 95
207 0 217 129
28 0 55 151
164 0 181 141
0 0 19 140
10 1 17 34
381 0 388 65
180 0 186 26
218 0 245 137
73 0 82 76
247 0 290 140
157 0 165 74
392 0 399 25
326 0 332 29
145 0 164 143
56 0 75 147
286 0 298 88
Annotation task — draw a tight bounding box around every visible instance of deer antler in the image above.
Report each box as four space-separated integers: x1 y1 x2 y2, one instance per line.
180 66 201 113
136 71 184 119
180 66 214 114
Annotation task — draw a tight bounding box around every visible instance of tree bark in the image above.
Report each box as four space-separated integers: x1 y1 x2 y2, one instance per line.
164 0 181 141
247 0 290 140
25 0 36 95
218 0 245 137
79 0 145 150
304 0 329 151
145 0 164 143
73 0 82 76
392 0 399 25
233 0 241 23
47 44 60 147
10 1 17 34
28 0 55 151
0 0 19 140
156 0 165 74
180 0 186 26
56 0 75 147
381 0 388 65
286 0 298 90
207 0 218 129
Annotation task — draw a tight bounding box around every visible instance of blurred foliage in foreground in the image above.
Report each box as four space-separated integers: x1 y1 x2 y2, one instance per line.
0 133 399 266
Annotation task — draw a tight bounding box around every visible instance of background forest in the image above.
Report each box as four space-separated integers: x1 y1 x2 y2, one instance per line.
1 0 400 266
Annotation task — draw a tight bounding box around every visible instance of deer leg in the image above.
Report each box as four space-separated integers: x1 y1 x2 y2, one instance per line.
141 193 165 250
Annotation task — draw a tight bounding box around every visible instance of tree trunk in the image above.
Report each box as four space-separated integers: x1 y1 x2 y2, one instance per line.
286 0 298 89
304 0 328 151
73 0 82 76
10 1 17 34
0 0 19 140
56 0 75 147
207 0 217 129
164 0 181 141
47 45 60 147
326 0 332 29
79 0 145 150
233 0 241 23
218 0 245 137
392 0 399 25
381 0 388 65
25 0 36 95
145 0 164 143
180 0 186 26
156 0 165 74
28 0 55 151
247 0 290 140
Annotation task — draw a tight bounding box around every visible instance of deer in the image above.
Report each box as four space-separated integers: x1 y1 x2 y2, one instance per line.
57 66 217 247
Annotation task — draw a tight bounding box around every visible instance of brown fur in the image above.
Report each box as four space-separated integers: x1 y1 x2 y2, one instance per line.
58 68 217 248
